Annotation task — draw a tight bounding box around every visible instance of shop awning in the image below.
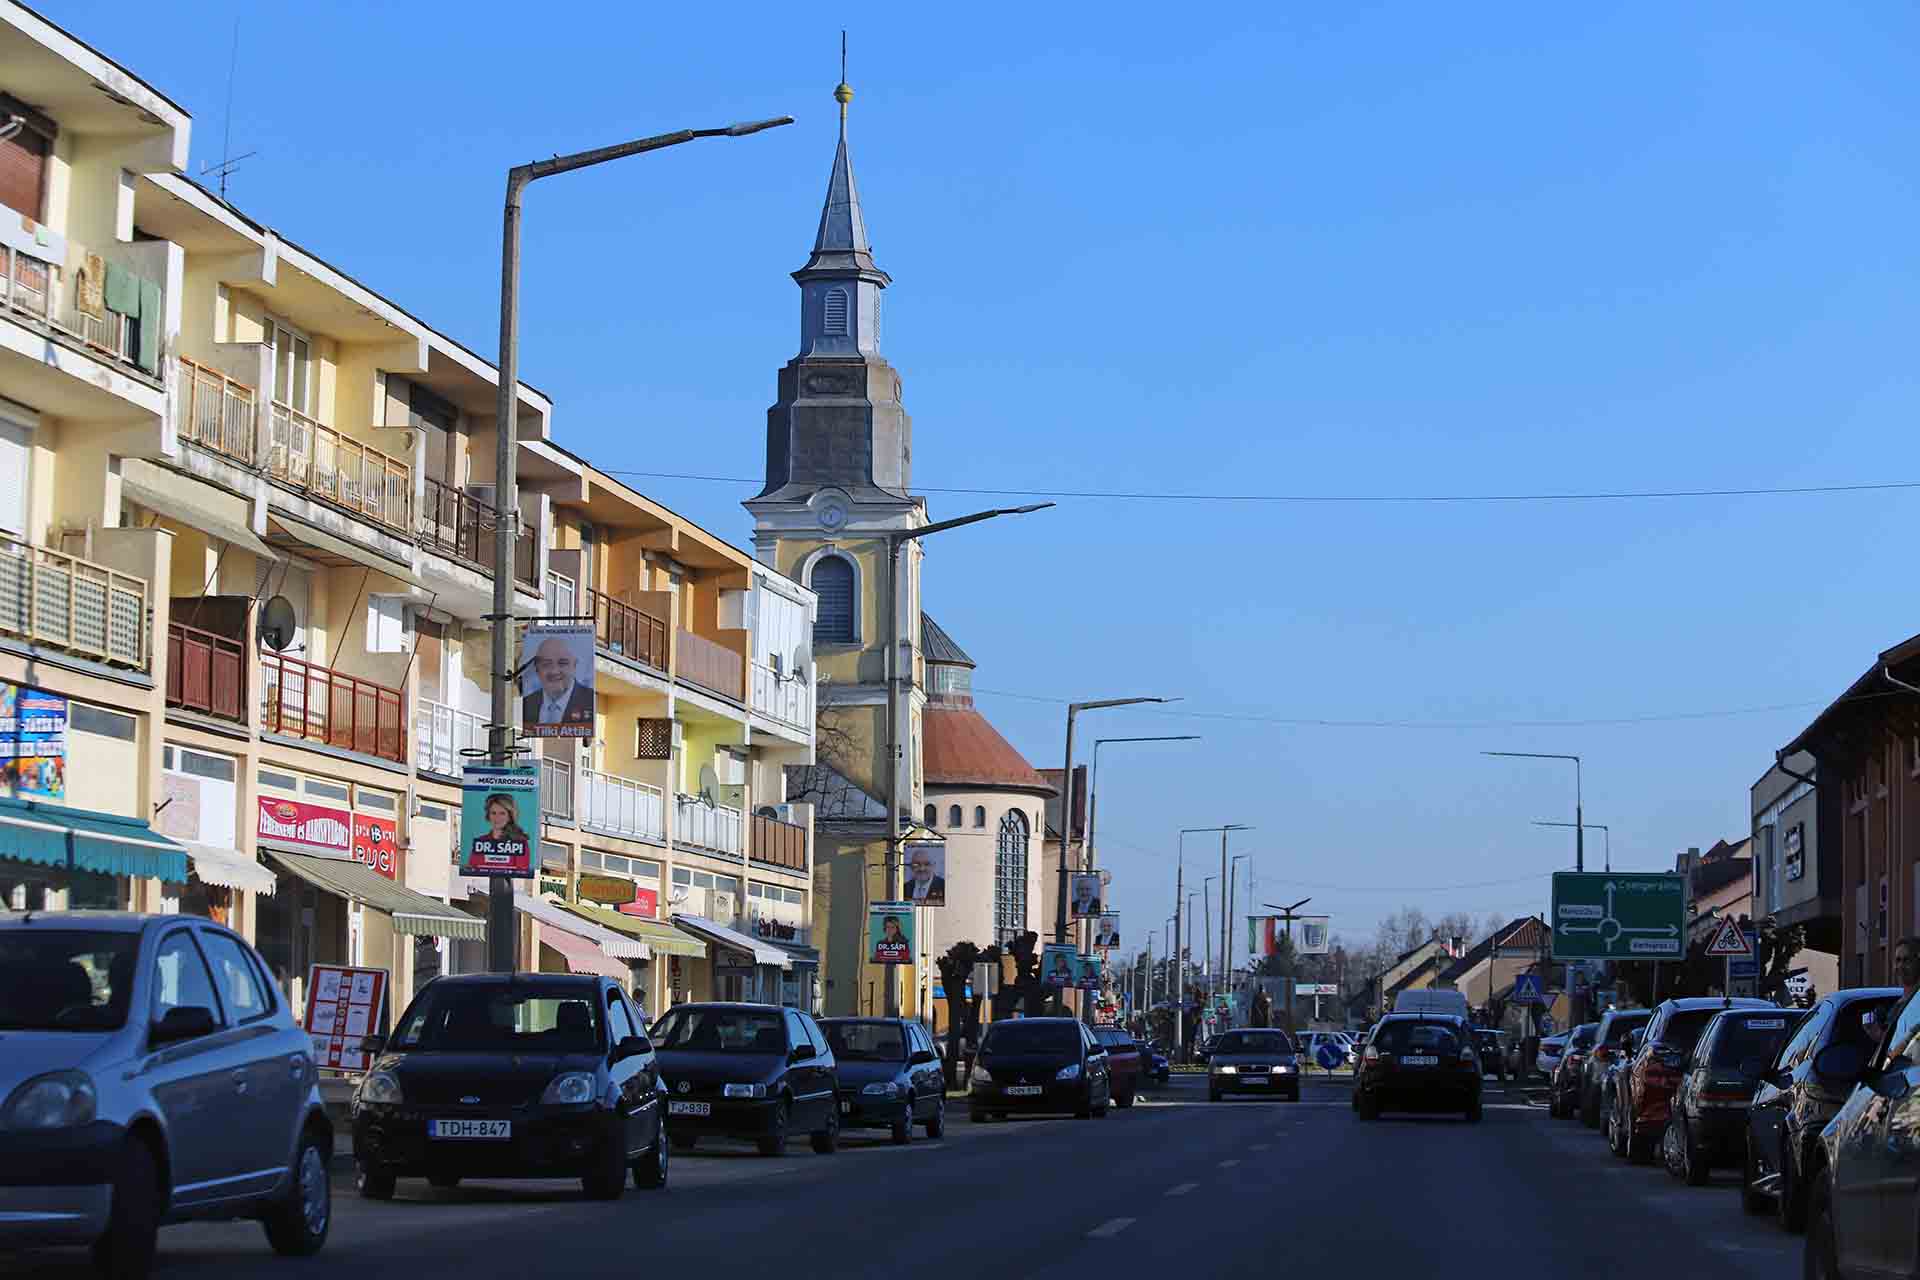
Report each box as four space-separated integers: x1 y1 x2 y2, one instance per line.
181 842 277 894
121 458 279 561
513 893 650 960
265 849 484 941
561 902 707 958
672 914 790 969
763 938 820 967
0 798 188 882
541 927 631 982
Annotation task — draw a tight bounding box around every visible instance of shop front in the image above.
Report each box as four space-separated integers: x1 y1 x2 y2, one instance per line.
671 913 793 1005
746 880 818 1009
559 900 705 1023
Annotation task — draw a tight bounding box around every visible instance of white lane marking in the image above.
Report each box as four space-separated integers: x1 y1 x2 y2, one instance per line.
1251 1143 1271 1150
1088 1217 1136 1239
1218 1158 1241 1168
1165 1182 1198 1196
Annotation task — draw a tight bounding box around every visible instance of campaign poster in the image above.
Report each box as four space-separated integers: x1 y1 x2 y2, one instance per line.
1042 942 1078 988
1093 913 1120 950
519 624 595 738
1076 954 1103 992
0 683 66 799
868 900 914 965
460 764 539 877
1295 916 1332 956
901 840 945 906
1069 872 1104 919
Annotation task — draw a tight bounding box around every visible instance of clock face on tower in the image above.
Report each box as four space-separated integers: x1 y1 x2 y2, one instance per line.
817 498 849 532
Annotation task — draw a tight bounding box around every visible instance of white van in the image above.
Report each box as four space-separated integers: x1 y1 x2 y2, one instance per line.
1391 989 1472 1020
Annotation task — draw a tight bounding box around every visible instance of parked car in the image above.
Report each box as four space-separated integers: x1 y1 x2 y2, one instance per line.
354 973 667 1198
1536 1032 1570 1079
1392 989 1472 1020
1194 1034 1219 1062
1146 1043 1171 1084
818 1017 947 1144
1353 1014 1482 1123
1548 1023 1598 1117
1663 1006 1799 1185
1581 1008 1653 1128
1294 1031 1348 1070
1596 1027 1643 1138
1742 987 1899 1229
1207 1029 1302 1102
1804 991 1920 1280
1473 1028 1508 1082
1091 1026 1143 1106
968 1017 1112 1122
649 1002 840 1156
1609 996 1775 1163
0 913 334 1276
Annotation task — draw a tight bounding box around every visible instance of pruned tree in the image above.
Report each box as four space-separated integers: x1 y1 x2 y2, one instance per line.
935 940 999 1091
1756 917 1806 1004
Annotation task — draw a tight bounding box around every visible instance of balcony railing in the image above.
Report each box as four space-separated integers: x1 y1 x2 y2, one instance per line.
674 793 743 856
677 629 744 702
582 768 666 842
176 356 257 466
418 477 536 588
266 402 412 534
0 533 148 669
166 621 245 721
259 651 405 763
2 245 53 322
750 814 807 872
3 246 156 374
588 588 668 669
416 696 486 777
540 755 575 822
750 661 811 730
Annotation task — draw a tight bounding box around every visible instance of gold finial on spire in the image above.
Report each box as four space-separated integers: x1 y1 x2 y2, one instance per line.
835 30 853 123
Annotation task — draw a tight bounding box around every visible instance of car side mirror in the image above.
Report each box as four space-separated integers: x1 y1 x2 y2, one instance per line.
910 1050 935 1065
150 1005 216 1046
361 1033 387 1057
1813 1041 1868 1086
616 1035 649 1061
790 1044 814 1063
1873 1069 1913 1102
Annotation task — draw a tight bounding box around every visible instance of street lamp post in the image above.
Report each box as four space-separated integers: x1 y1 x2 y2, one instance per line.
1534 820 1609 872
1176 825 1247 1059
485 115 792 973
1263 897 1313 1034
879 504 1052 1014
1483 751 1584 873
1228 851 1251 1022
1203 874 1219 1000
1053 700 1177 954
1081 736 1198 1024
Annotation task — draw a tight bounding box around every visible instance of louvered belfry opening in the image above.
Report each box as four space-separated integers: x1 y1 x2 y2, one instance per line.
811 556 855 644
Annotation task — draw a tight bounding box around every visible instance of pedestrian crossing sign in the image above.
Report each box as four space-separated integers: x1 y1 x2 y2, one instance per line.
1512 973 1545 1004
1705 917 1753 958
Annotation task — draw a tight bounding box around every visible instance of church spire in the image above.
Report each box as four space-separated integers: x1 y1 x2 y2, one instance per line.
796 38 888 287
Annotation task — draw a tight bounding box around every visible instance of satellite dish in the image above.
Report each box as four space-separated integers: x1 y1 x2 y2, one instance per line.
790 645 810 683
258 595 297 651
697 765 720 807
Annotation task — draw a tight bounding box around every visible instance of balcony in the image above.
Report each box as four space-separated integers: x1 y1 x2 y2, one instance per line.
418 477 536 589
750 814 807 872
678 630 744 702
588 588 668 669
750 661 811 730
165 621 245 722
416 697 486 777
266 402 412 534
0 533 148 669
540 755 575 822
581 768 666 842
175 357 257 466
4 246 157 376
674 793 743 856
259 651 405 763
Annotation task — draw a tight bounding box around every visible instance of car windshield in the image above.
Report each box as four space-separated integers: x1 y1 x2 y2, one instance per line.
1602 1014 1649 1045
1663 1008 1727 1056
0 930 138 1031
1709 1014 1794 1067
392 984 602 1053
1832 997 1897 1049
982 1022 1079 1057
822 1021 906 1061
1217 1031 1294 1054
1377 1021 1461 1054
651 1007 787 1053
1093 1028 1133 1048
1569 1025 1598 1050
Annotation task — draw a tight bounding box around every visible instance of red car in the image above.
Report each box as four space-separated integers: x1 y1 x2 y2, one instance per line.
1609 996 1774 1163
1091 1026 1142 1107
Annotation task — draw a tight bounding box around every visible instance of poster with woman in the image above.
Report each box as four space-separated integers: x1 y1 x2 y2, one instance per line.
868 901 914 964
1075 954 1103 991
1042 942 1078 987
459 764 539 877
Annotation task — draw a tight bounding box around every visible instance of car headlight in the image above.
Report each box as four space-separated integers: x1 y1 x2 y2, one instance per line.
861 1082 900 1096
540 1072 598 1106
1214 1064 1238 1075
723 1082 769 1099
1273 1064 1293 1074
2 1071 96 1130
1055 1063 1082 1082
358 1070 403 1106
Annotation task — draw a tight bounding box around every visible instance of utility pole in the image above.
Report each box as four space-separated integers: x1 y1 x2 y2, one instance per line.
1229 851 1250 1027
1053 699 1177 952
1264 897 1313 1035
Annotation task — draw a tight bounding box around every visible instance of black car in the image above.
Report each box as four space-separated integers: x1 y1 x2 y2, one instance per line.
1741 987 1898 1228
1354 1014 1482 1122
1664 1007 1799 1186
1207 1028 1302 1101
1548 1022 1598 1118
818 1016 947 1144
1473 1028 1508 1083
968 1017 1112 1122
650 1002 840 1156
1580 1008 1652 1128
351 974 668 1200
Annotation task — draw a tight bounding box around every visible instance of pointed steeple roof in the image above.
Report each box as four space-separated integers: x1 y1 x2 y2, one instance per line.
794 73 889 286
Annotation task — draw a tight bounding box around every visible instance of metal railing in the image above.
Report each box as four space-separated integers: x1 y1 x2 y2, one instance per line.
176 356 257 465
677 629 744 701
2 245 53 322
0 532 148 669
4 246 152 373
418 477 536 587
416 696 487 777
750 661 811 729
674 792 743 855
259 651 405 763
587 588 668 669
750 814 807 872
540 755 575 822
266 402 412 533
165 620 245 721
581 768 666 842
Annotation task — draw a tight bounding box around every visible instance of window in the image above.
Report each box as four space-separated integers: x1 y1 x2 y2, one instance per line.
823 287 849 336
1777 1002 1829 1070
356 788 398 813
366 595 409 654
784 1010 809 1052
923 804 937 827
304 778 350 803
258 768 298 793
174 748 236 784
973 806 986 829
198 932 272 1024
547 571 577 622
994 810 1030 943
810 556 855 645
948 805 963 828
0 110 50 221
270 321 311 414
606 989 635 1043
152 930 224 1029
71 703 135 742
0 416 29 537
1881 989 1920 1069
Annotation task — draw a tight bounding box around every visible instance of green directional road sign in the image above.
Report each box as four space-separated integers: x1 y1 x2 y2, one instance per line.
1550 872 1686 960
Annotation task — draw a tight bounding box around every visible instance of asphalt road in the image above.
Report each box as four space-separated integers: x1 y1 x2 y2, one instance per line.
5 1076 1804 1278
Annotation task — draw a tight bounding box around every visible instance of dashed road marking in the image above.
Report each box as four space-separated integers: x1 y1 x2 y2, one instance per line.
1218 1159 1241 1168
1251 1143 1270 1151
1166 1182 1198 1196
1088 1217 1136 1238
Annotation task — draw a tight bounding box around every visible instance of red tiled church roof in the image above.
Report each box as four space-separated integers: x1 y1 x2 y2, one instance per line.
924 707 1056 793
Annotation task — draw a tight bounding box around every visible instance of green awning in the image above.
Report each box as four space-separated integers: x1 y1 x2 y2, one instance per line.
266 849 485 942
561 902 707 958
0 797 188 882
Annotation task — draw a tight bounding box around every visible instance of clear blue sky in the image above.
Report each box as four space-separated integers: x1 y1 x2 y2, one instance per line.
64 2 1920 951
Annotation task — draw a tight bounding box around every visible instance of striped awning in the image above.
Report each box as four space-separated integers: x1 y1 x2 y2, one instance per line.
561 902 707 958
181 842 277 894
0 798 188 883
265 849 483 941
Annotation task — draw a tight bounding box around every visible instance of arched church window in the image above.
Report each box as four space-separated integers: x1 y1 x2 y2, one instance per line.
994 810 1030 943
947 805 963 828
811 556 855 645
923 804 937 828
823 287 849 336
973 805 986 828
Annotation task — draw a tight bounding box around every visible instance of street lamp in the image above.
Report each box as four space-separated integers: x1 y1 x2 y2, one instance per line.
1052 700 1179 952
485 114 793 972
1534 820 1610 872
1229 851 1252 1006
1483 751 1585 873
879 504 1052 1014
1176 824 1249 1059
1204 874 1220 996
1262 897 1313 1032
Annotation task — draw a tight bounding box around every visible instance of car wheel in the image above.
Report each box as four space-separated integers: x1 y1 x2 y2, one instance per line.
1680 1114 1710 1187
925 1097 946 1138
91 1138 160 1280
1662 1115 1686 1180
356 1163 397 1200
670 1133 698 1153
1466 1096 1483 1124
1358 1092 1380 1122
262 1130 331 1257
809 1104 839 1154
970 1108 992 1123
1779 1143 1808 1233
1115 1087 1136 1109
891 1102 913 1146
757 1101 790 1157
1607 1101 1629 1160
1742 1139 1770 1216
582 1133 628 1200
634 1127 669 1190
427 1174 461 1190
1804 1171 1841 1280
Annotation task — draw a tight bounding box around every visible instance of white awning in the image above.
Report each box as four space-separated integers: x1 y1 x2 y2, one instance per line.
672 914 790 969
121 458 279 561
183 842 277 894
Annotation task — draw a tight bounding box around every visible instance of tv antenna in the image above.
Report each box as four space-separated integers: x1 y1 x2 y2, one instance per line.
200 19 257 198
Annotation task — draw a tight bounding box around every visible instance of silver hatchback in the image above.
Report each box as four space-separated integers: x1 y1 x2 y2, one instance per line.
0 912 332 1277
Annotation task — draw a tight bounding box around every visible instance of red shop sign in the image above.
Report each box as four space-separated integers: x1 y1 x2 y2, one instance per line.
257 796 351 855
617 886 659 920
353 814 400 880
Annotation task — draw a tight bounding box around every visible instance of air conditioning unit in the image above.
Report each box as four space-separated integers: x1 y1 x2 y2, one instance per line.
773 803 799 823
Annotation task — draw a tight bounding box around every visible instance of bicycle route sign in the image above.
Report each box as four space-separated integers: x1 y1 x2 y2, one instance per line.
1550 872 1686 960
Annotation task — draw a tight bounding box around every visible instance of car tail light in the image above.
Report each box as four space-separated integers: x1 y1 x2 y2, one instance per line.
1593 1046 1612 1063
1363 1044 1382 1064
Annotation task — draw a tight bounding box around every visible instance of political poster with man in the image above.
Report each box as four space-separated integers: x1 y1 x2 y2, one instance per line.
1093 914 1120 950
868 901 914 965
1042 942 1078 987
519 624 595 738
901 840 945 906
1070 872 1103 918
